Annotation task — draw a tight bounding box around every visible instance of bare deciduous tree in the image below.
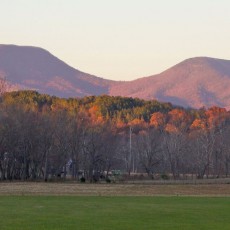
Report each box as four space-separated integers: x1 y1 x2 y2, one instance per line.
135 128 163 179
162 131 187 179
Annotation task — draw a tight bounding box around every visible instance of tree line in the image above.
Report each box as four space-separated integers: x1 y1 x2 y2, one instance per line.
0 90 230 181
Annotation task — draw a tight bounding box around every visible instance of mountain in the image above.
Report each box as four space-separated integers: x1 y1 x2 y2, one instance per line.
0 45 114 97
110 57 230 109
1 44 230 109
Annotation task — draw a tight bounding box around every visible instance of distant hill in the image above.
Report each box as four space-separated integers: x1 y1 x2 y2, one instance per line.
110 57 230 109
1 44 230 109
0 45 114 97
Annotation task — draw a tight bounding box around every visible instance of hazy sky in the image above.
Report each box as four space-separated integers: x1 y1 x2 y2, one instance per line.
1 0 230 80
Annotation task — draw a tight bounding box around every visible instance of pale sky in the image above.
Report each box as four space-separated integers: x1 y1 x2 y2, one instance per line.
1 0 230 81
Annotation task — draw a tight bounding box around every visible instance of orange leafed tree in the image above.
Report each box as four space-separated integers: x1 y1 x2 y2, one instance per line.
190 118 206 130
150 112 166 129
128 118 147 132
88 105 105 124
167 109 191 131
205 106 228 128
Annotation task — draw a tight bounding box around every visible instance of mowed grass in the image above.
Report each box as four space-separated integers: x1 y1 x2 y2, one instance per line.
0 196 229 230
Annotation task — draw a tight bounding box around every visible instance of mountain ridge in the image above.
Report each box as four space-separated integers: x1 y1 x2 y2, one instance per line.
1 44 230 109
109 56 230 109
0 44 114 97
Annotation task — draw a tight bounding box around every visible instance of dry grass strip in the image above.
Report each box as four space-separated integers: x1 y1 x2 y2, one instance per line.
0 182 229 196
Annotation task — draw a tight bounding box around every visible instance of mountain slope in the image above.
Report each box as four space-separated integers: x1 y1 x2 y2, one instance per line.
109 57 230 109
1 44 230 109
0 45 114 97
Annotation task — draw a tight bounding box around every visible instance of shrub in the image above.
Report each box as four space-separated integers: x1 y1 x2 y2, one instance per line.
161 174 169 180
106 178 111 183
80 177 86 183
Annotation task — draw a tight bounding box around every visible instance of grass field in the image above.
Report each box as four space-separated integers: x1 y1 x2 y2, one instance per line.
0 196 229 230
0 182 229 229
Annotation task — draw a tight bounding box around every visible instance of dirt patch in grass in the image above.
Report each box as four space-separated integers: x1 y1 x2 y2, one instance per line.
0 182 229 196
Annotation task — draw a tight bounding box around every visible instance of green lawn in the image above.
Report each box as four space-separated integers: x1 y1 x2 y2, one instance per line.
0 196 229 230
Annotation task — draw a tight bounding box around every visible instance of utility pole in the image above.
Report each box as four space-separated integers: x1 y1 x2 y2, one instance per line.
129 126 134 173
